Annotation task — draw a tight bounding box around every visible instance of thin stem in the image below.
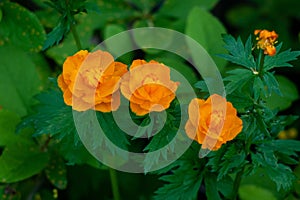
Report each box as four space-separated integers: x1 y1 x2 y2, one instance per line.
231 166 245 200
109 168 121 200
258 50 265 76
70 23 82 50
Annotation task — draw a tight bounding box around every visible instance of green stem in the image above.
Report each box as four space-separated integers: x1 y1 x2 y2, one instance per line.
232 166 245 200
71 23 82 50
109 168 121 200
258 50 265 76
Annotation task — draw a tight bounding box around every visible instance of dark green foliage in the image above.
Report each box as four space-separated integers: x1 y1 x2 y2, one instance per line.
218 35 256 69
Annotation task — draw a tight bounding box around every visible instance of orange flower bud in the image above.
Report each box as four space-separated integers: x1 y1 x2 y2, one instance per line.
185 94 243 150
254 29 278 56
120 60 179 116
58 50 128 112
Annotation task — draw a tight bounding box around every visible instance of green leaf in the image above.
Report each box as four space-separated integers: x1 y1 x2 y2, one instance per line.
104 24 134 63
239 185 277 200
251 146 297 191
266 164 295 191
218 34 256 69
0 46 41 117
153 151 204 200
0 110 49 183
45 155 67 189
263 75 299 111
260 139 300 156
262 72 281 97
264 43 300 71
42 19 69 50
158 0 219 19
18 87 75 139
186 7 227 71
207 144 247 180
150 56 200 85
224 68 253 94
0 2 45 52
217 175 234 199
204 173 222 200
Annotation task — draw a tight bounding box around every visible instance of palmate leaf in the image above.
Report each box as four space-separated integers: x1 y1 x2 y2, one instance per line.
17 87 76 142
264 43 300 71
207 144 247 180
223 68 254 94
251 152 295 191
143 101 182 173
218 34 256 69
153 147 205 200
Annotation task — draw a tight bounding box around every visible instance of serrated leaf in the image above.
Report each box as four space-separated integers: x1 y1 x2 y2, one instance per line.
206 144 247 180
0 1 45 52
186 7 227 71
154 156 204 200
45 156 67 189
18 88 75 139
266 164 295 191
42 19 69 50
264 43 300 71
0 46 41 117
218 34 256 69
262 72 281 97
0 110 49 183
224 68 253 94
264 75 299 111
260 139 300 156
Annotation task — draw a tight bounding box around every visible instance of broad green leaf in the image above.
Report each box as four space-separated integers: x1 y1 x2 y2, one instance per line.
0 46 41 117
0 2 45 52
151 56 200 85
132 20 172 55
264 43 300 71
0 110 49 183
186 7 227 71
104 24 134 63
218 34 256 69
239 185 276 200
158 0 219 19
264 75 298 111
45 156 67 189
0 110 20 146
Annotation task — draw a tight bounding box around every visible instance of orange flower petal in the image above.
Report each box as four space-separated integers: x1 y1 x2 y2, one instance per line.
185 94 243 151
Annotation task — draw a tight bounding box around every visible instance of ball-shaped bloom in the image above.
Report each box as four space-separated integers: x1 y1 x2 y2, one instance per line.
58 50 128 112
120 60 179 116
185 94 243 150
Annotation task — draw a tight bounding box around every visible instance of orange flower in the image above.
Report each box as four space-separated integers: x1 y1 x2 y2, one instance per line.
120 59 179 116
57 50 128 112
254 29 278 56
185 94 243 150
